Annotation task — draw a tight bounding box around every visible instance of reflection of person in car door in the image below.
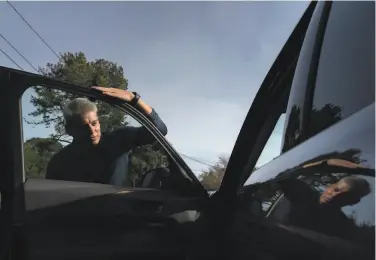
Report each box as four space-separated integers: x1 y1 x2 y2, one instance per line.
45 87 168 186
280 176 371 240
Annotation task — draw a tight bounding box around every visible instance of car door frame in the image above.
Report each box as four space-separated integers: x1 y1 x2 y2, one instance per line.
219 1 374 257
202 3 319 257
215 1 319 201
0 66 208 197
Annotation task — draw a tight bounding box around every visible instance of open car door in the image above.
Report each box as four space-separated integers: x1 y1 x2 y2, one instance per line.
213 1 317 206
0 66 210 260
211 1 374 260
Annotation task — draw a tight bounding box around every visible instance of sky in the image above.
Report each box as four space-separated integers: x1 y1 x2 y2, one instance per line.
0 1 309 175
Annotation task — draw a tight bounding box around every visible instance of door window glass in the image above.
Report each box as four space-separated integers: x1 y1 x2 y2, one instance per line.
308 2 375 138
22 85 170 188
281 2 326 152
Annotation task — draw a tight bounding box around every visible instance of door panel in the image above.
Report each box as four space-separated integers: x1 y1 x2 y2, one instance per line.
25 179 205 260
0 72 26 259
234 106 375 259
234 164 374 260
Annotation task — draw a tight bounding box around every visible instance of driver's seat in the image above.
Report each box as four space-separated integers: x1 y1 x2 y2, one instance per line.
141 168 171 189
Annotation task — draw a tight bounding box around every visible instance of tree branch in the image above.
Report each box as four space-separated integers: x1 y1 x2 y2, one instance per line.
24 115 63 126
50 133 71 144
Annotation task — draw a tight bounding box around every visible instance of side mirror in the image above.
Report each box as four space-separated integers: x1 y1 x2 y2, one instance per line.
140 167 171 189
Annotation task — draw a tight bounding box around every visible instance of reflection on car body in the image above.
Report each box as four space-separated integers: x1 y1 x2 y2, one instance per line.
239 130 375 258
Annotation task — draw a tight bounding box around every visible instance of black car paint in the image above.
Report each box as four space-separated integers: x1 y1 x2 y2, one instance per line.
230 1 375 259
281 1 328 152
245 103 374 186
231 104 375 259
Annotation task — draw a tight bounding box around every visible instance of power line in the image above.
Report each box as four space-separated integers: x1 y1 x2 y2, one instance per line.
7 1 60 59
0 32 40 73
181 153 215 166
180 153 215 168
0 48 24 70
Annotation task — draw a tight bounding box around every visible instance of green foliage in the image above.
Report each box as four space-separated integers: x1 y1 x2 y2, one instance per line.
24 138 63 178
283 103 343 152
199 156 228 190
308 104 343 138
199 156 258 190
25 52 165 184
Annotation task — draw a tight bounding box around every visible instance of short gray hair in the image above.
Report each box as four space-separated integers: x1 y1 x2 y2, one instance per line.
340 176 371 198
63 98 98 134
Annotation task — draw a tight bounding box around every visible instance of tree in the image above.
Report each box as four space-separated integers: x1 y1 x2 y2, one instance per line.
308 104 343 138
198 156 229 190
24 137 63 178
198 155 259 190
25 52 165 184
283 103 343 152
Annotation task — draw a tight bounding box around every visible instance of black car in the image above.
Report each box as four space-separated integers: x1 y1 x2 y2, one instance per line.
0 1 374 260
